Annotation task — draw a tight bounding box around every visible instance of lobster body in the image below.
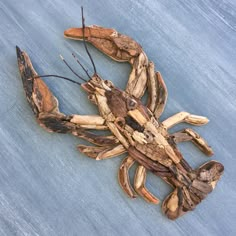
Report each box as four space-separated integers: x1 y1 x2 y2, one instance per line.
16 22 224 220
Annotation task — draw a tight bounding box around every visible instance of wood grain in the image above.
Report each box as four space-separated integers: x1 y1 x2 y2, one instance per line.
0 0 235 235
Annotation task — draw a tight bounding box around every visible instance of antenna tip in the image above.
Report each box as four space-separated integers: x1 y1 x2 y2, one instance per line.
59 54 64 60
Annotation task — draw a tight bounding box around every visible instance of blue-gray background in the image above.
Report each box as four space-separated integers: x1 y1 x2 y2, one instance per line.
0 0 235 235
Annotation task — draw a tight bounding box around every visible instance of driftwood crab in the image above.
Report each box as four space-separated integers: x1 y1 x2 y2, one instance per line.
16 10 224 220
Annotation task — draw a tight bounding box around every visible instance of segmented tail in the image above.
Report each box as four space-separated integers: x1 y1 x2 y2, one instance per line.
162 160 224 220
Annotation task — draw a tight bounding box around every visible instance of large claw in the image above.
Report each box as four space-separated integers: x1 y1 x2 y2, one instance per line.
64 25 149 99
16 46 60 116
16 46 80 134
64 25 142 63
16 46 105 134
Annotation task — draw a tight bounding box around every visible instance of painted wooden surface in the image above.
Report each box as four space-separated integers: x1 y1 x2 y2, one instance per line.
0 0 235 235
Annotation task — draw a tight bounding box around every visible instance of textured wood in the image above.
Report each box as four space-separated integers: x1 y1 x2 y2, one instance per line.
0 0 235 234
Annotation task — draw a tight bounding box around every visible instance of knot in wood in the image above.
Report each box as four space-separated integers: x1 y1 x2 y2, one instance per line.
143 130 154 143
103 80 114 88
127 98 138 110
115 117 126 131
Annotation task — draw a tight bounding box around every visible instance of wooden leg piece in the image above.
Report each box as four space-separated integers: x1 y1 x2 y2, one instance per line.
134 165 160 204
147 62 168 119
118 156 137 198
171 128 214 156
78 144 126 160
162 112 209 129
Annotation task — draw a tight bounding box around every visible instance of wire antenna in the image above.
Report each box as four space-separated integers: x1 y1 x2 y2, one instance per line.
60 55 87 82
72 52 92 79
81 6 97 75
34 75 81 86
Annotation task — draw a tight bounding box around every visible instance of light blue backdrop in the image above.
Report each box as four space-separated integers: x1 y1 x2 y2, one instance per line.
0 0 235 235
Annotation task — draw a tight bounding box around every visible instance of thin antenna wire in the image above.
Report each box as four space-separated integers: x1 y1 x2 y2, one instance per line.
81 6 97 75
60 55 87 82
34 75 81 86
72 52 91 79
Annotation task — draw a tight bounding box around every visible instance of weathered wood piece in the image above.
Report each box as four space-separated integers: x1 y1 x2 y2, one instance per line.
16 10 224 220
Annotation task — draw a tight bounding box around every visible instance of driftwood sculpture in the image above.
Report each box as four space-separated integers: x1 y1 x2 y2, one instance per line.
16 9 224 220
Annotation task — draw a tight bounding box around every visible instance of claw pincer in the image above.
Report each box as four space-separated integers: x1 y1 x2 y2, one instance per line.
16 13 224 220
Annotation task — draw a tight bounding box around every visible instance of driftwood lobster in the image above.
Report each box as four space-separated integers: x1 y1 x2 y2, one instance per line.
16 10 224 220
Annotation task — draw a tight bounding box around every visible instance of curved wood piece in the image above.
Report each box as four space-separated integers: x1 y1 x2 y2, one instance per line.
134 165 160 204
147 64 168 119
170 128 214 156
118 156 137 198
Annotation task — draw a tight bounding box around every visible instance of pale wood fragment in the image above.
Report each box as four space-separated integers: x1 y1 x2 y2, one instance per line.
134 165 160 204
118 156 137 198
162 112 209 129
128 109 147 126
107 122 129 148
71 115 105 125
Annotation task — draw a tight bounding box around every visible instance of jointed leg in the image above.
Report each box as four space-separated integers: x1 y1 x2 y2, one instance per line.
134 165 160 204
170 128 214 156
118 156 137 198
78 144 126 160
162 112 209 130
75 130 119 146
70 115 108 130
147 62 168 119
118 157 160 203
